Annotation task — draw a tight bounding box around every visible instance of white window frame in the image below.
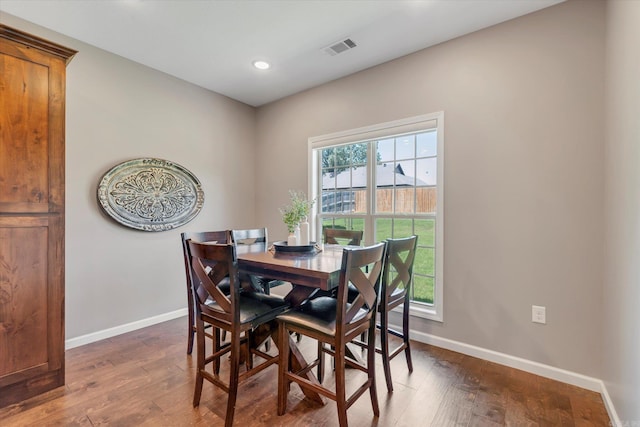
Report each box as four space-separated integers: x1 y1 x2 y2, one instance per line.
308 112 444 322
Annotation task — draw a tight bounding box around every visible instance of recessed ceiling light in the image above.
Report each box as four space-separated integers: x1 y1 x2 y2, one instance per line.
253 60 270 70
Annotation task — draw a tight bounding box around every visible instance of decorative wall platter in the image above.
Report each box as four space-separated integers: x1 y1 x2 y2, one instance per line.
97 158 204 231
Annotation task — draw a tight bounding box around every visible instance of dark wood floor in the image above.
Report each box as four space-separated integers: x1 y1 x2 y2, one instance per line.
0 317 610 426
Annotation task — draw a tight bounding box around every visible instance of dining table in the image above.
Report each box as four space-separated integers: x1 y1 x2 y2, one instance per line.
235 241 346 404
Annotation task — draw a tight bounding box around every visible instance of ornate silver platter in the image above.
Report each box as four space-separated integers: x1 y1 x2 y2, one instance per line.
97 158 204 232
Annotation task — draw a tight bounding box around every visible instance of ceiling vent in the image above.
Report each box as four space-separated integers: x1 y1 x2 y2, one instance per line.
322 38 357 56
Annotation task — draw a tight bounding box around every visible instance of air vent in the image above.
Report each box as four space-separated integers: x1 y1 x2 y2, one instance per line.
322 38 357 56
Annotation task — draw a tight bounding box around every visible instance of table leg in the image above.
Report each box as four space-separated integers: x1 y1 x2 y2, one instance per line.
271 327 325 405
252 322 324 405
284 286 317 307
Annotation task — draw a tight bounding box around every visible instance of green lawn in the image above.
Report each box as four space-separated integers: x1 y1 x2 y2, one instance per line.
322 217 435 304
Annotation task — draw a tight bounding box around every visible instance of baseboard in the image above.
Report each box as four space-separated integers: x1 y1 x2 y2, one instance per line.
64 308 188 350
409 329 621 426
599 382 623 427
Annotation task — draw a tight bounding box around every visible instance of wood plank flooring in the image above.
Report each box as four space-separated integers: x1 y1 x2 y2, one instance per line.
0 317 610 426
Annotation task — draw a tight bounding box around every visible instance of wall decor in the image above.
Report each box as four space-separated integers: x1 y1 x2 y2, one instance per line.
97 158 204 231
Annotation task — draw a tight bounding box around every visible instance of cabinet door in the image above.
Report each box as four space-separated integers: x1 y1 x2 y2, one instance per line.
0 26 75 408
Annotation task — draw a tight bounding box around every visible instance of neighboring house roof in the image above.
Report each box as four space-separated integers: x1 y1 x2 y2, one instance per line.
322 163 427 189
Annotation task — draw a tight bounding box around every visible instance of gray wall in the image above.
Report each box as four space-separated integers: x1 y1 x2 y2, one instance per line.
256 0 605 378
1 13 258 339
604 0 640 423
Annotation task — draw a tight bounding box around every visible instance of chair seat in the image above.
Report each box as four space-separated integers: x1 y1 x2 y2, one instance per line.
218 277 231 295
203 293 289 327
277 296 367 338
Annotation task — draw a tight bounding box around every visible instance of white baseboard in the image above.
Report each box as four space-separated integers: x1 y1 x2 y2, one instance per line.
64 308 188 350
409 329 621 426
599 382 623 427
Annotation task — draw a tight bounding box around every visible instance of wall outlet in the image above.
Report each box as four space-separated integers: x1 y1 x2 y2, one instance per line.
532 305 546 324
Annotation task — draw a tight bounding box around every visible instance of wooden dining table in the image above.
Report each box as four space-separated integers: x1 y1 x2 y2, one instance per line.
235 242 345 404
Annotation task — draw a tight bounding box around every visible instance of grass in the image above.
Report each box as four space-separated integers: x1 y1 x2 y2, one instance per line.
322 217 435 304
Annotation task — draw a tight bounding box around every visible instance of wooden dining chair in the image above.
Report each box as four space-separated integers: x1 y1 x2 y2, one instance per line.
323 228 364 246
352 235 418 392
231 228 286 295
276 242 387 427
188 240 289 427
180 230 231 354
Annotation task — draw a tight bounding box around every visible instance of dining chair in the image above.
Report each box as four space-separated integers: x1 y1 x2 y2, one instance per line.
352 235 418 392
276 242 387 427
323 228 364 246
180 230 231 355
231 228 286 295
188 240 289 427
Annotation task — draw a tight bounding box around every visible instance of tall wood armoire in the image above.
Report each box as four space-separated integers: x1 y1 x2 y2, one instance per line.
0 25 76 407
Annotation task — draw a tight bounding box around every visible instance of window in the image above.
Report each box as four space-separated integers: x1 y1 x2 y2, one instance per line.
309 113 444 321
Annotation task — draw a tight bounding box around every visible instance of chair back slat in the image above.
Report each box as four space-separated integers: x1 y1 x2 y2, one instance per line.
336 242 386 329
181 231 230 297
323 228 363 246
231 228 268 244
188 241 238 320
383 236 418 302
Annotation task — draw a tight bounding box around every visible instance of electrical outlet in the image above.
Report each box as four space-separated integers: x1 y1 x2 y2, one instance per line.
532 305 546 324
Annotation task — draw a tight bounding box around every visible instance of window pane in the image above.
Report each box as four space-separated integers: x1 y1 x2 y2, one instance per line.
352 189 366 214
351 142 367 167
322 171 336 190
417 157 436 186
395 134 415 160
377 138 394 162
350 218 364 233
416 187 437 214
375 218 392 242
322 147 336 168
396 160 415 185
321 191 337 213
394 188 415 214
418 247 435 276
417 131 437 157
414 218 435 247
350 163 367 192
392 218 412 237
376 188 393 213
412 275 434 304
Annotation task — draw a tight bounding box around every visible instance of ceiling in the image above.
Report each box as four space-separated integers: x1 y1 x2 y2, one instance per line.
0 0 563 107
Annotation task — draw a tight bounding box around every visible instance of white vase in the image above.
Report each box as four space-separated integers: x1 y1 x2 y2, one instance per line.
287 231 298 246
299 217 309 245
294 225 300 245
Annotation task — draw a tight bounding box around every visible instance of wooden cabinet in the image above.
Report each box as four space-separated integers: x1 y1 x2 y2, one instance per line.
0 25 76 407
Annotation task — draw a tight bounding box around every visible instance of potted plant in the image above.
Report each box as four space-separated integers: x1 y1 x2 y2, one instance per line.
280 190 315 245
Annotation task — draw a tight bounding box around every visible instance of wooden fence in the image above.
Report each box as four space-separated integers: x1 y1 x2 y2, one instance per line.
353 187 436 213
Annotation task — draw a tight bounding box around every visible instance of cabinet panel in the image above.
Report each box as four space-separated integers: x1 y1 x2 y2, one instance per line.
0 226 49 380
0 54 50 212
0 24 75 408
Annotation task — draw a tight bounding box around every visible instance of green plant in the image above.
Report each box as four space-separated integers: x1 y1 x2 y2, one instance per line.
280 190 315 233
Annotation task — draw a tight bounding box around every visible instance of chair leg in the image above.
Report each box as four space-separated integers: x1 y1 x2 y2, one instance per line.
277 322 290 416
367 320 380 417
335 343 348 427
379 307 394 393
187 291 195 355
317 340 324 384
213 327 221 375
225 329 241 427
403 301 413 373
193 318 205 406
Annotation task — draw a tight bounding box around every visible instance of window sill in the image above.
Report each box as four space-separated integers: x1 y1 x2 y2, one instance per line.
408 303 443 322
